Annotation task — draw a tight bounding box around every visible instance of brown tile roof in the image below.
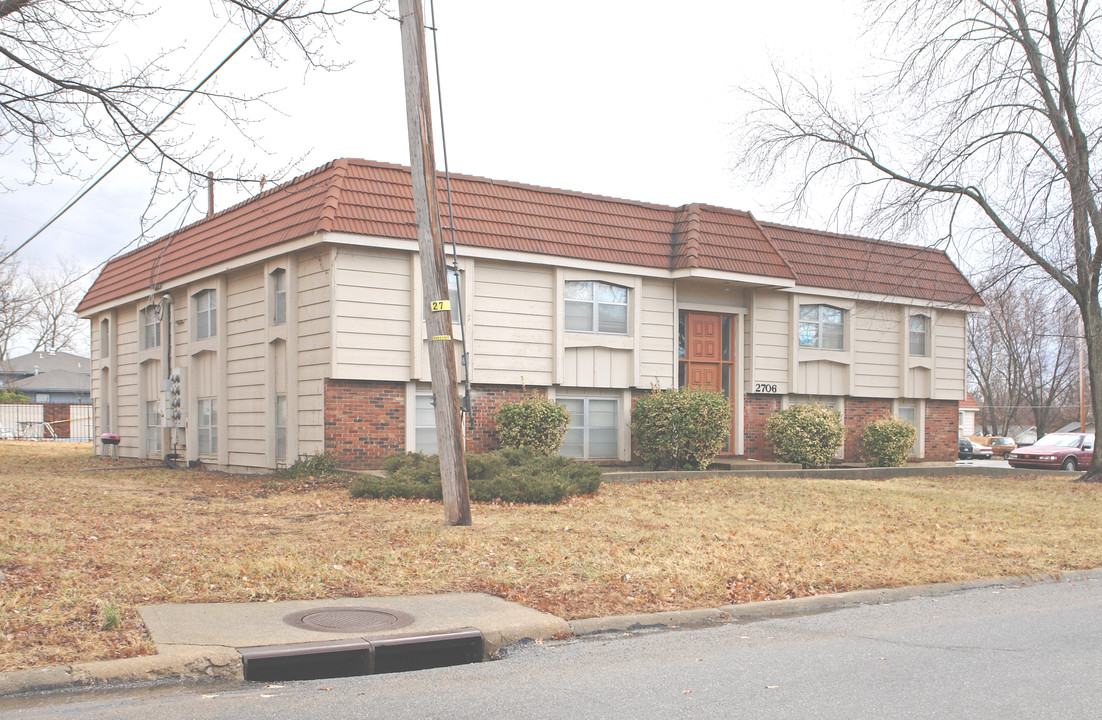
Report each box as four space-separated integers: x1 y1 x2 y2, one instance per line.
760 222 982 306
77 158 981 312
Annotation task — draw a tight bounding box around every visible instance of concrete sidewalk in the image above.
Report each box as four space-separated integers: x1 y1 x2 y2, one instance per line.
2 571 1100 698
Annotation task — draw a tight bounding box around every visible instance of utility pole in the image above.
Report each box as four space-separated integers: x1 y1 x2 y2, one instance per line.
398 0 471 526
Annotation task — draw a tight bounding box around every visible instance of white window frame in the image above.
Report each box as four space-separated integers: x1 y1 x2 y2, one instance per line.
145 400 162 454
798 304 845 350
197 397 217 456
447 268 462 325
141 306 161 350
275 394 287 461
414 390 438 455
565 280 629 335
909 314 929 357
195 289 217 340
894 399 925 458
271 268 287 327
557 395 620 460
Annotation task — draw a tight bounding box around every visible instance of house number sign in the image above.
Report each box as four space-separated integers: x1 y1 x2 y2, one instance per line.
430 300 451 312
754 383 779 394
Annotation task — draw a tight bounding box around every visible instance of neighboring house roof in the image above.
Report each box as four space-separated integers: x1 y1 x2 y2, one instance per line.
78 158 983 313
1055 421 1096 434
9 369 91 393
2 350 91 375
961 393 981 411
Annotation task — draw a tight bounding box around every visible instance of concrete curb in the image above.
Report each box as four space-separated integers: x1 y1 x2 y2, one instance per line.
567 569 1102 637
602 465 1074 483
4 570 1100 698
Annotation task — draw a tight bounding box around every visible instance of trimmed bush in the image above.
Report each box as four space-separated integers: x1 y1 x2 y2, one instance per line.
765 403 846 469
863 416 917 467
277 451 340 478
630 387 732 470
350 448 601 504
495 395 570 454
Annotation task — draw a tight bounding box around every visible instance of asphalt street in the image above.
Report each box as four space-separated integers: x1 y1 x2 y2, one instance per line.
4 574 1100 719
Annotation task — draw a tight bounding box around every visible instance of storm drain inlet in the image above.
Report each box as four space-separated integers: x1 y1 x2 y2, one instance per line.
283 607 414 634
239 629 484 682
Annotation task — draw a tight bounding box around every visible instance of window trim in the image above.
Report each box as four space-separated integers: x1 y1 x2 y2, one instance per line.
100 318 110 359
798 303 845 351
894 399 925 458
145 400 162 454
274 394 287 461
270 268 287 327
194 289 217 341
197 397 217 456
557 395 620 460
141 305 161 350
564 280 629 335
909 314 929 357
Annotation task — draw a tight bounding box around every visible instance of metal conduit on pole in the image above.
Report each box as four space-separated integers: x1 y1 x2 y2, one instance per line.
397 0 471 526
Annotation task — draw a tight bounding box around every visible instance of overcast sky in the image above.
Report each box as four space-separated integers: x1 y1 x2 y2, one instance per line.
2 0 890 318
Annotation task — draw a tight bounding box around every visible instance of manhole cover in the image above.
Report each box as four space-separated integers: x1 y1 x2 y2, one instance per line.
283 607 415 633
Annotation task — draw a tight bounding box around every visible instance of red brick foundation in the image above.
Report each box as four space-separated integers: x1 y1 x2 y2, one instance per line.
324 379 406 469
924 399 959 462
466 385 545 454
843 397 894 461
743 394 784 460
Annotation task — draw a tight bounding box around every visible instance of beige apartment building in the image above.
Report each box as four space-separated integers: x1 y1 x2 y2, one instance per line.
77 159 982 471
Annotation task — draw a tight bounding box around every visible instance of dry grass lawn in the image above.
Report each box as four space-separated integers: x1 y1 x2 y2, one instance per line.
2 440 1102 672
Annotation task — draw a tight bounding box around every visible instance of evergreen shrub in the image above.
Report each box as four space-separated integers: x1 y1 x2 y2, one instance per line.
630 387 731 470
765 403 846 469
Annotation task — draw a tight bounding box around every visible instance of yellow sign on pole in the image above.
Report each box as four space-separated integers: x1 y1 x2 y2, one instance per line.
431 300 451 312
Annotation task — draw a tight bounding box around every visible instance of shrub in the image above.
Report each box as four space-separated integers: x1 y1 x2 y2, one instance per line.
630 387 732 470
278 451 340 478
350 448 601 504
765 403 846 469
0 390 28 403
495 395 570 454
863 416 917 467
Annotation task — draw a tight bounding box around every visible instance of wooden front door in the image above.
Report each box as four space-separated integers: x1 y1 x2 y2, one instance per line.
680 311 739 454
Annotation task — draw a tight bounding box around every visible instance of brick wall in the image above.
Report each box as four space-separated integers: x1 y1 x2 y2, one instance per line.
43 403 70 439
925 399 959 462
743 394 784 460
324 379 405 469
843 397 894 461
466 385 545 453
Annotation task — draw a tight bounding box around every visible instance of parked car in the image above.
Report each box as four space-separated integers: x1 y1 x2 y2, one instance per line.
1007 433 1094 471
988 436 1018 457
959 437 993 460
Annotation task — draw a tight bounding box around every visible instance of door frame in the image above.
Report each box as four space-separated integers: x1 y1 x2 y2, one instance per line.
677 308 744 456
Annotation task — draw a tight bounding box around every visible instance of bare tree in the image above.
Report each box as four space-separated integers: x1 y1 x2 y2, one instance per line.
0 246 33 358
1 0 386 261
968 275 1081 437
26 259 88 353
745 0 1102 479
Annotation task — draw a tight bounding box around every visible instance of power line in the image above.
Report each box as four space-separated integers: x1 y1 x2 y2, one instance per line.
0 0 292 267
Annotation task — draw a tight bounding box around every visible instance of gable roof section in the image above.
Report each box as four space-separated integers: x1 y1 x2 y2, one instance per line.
78 158 981 312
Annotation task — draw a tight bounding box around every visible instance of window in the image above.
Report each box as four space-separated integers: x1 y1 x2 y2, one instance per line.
799 304 844 350
35 393 49 403
271 269 287 326
897 404 919 457
197 397 217 455
909 315 929 357
100 318 110 358
275 394 287 461
195 290 217 340
565 281 628 334
414 392 437 454
141 306 161 350
558 397 618 459
447 268 461 325
145 400 161 454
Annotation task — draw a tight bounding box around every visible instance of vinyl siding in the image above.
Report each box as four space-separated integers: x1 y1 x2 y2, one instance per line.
933 311 967 399
749 290 789 391
224 268 267 468
852 301 902 397
296 249 332 452
114 309 139 457
639 279 675 386
471 261 554 384
332 248 412 381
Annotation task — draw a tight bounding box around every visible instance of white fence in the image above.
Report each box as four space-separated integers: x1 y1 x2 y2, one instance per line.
0 403 94 441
